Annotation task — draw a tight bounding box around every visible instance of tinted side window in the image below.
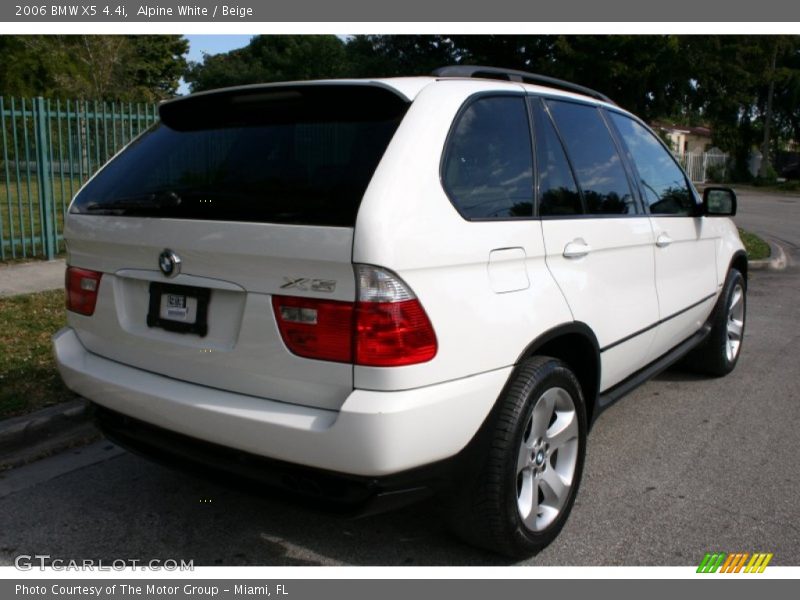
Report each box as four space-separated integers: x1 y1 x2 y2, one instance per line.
443 96 534 219
546 100 637 215
609 112 695 215
531 99 582 216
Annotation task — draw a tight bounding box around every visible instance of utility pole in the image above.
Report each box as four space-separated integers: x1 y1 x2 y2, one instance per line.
759 40 779 179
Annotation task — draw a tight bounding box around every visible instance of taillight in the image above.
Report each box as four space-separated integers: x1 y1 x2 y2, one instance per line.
271 295 354 362
65 267 103 316
272 265 437 366
353 265 437 366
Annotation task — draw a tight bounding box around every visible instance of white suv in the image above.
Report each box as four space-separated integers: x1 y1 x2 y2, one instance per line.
53 66 747 557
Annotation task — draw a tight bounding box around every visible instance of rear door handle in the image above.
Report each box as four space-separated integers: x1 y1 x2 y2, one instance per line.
563 238 591 259
656 233 673 248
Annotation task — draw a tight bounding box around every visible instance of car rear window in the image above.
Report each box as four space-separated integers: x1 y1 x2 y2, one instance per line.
70 85 409 226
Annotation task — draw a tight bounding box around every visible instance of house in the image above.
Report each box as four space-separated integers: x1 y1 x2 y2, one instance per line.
651 122 713 156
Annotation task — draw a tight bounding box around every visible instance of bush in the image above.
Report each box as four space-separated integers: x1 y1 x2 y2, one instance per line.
776 180 800 192
753 163 779 186
729 159 754 184
706 163 728 183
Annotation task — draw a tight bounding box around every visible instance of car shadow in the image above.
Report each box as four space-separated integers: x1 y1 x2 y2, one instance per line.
3 448 514 567
653 365 709 383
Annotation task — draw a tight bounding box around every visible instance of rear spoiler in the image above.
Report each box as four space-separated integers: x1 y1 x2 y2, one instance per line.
160 83 411 131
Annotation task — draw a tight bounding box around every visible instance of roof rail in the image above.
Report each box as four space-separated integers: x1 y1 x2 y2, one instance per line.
431 65 615 105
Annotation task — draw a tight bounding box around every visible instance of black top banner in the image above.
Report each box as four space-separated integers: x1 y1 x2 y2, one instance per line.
1 0 800 22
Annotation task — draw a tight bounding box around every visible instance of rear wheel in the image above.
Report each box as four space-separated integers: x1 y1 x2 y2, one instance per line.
686 269 746 376
447 356 587 557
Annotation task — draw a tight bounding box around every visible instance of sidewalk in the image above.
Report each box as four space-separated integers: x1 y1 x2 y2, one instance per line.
0 259 65 297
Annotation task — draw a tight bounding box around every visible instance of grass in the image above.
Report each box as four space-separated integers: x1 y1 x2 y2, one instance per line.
739 228 771 261
733 181 800 195
0 289 76 419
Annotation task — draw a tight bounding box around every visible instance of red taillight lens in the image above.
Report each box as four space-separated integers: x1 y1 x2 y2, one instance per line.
272 266 437 367
65 267 103 316
354 299 437 366
272 295 354 363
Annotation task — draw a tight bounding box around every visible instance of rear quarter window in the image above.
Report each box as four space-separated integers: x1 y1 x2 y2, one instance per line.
442 95 534 220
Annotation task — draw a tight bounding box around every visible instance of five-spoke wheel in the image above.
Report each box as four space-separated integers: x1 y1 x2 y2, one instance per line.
516 387 580 532
447 356 586 558
726 282 745 363
686 268 746 376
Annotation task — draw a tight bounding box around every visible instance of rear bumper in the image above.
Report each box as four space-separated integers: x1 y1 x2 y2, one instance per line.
92 403 436 514
53 327 509 478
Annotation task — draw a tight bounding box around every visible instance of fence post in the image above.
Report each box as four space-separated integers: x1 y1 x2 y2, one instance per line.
701 153 707 183
34 96 56 260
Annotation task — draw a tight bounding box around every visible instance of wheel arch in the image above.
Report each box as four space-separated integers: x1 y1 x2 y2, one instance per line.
730 250 748 287
516 322 601 424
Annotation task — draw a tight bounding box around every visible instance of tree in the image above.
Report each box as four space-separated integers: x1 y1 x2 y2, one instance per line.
184 35 348 91
678 36 791 179
123 35 191 100
344 35 458 77
0 36 52 97
766 38 800 173
773 44 800 151
451 35 690 120
0 35 188 101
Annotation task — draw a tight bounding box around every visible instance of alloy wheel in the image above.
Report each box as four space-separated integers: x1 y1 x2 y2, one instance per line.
516 387 580 532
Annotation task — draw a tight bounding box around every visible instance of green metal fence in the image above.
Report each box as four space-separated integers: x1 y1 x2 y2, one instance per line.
0 97 160 261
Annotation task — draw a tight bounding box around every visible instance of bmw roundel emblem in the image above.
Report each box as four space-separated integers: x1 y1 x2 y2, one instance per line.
158 249 181 277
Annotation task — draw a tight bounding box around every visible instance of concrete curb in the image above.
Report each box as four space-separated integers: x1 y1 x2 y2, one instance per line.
0 399 100 471
748 240 788 271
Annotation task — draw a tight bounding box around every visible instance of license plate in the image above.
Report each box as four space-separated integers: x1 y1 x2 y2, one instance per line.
160 293 197 323
147 283 211 337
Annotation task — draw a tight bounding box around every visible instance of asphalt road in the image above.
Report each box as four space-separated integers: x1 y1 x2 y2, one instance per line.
0 190 798 567
736 187 800 256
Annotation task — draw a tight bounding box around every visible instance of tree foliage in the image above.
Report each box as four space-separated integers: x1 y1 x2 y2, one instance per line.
0 35 188 102
184 35 348 90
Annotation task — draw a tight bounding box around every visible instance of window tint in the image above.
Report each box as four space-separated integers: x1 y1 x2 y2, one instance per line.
609 112 696 215
443 96 534 219
531 100 582 216
546 100 637 215
70 86 407 226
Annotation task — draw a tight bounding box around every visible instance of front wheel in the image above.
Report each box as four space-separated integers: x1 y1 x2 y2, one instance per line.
447 356 587 558
686 269 746 376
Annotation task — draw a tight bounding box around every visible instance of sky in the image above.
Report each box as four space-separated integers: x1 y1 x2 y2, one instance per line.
178 34 254 94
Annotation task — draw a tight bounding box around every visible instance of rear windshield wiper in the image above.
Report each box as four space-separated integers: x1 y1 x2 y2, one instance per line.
84 191 182 212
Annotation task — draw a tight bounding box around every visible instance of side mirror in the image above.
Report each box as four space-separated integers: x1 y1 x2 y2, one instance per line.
703 187 737 216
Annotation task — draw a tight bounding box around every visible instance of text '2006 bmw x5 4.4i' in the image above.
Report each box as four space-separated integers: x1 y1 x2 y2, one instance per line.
53 66 747 557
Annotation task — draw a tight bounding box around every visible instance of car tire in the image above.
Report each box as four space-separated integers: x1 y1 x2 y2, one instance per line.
685 269 746 377
447 356 587 558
